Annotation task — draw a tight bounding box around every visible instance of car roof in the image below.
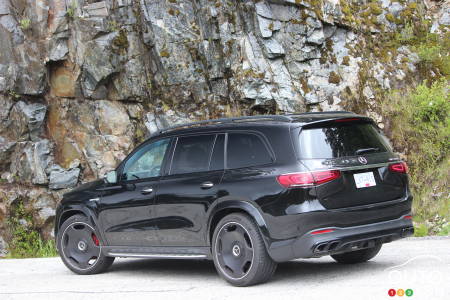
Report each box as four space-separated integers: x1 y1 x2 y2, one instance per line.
148 111 368 139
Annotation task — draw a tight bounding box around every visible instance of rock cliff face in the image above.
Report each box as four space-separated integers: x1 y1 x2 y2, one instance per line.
0 0 448 253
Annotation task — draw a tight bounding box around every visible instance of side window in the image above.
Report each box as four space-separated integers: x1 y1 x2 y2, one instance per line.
209 134 225 171
170 135 215 175
227 133 272 169
122 139 170 180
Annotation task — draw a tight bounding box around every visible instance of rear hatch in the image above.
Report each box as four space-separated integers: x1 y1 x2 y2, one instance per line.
297 118 408 209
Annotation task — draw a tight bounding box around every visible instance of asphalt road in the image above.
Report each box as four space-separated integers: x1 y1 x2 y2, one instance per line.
0 237 449 300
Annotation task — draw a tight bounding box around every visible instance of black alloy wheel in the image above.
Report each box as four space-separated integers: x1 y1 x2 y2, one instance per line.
215 221 254 280
57 214 114 274
212 213 277 286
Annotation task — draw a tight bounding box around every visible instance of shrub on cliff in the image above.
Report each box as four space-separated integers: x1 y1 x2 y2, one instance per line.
383 79 449 236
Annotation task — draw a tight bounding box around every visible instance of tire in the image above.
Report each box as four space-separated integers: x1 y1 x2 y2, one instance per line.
331 243 382 264
212 213 277 286
56 214 114 275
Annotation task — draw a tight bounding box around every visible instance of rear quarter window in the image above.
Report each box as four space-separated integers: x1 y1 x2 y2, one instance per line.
227 133 273 168
299 122 390 159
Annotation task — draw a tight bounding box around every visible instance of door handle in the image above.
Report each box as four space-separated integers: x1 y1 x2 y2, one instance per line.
200 182 214 189
141 188 153 194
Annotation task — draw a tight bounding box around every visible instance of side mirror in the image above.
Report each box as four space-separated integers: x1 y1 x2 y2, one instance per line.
104 170 117 184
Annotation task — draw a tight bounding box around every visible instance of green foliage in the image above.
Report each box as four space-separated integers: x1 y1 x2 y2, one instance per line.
385 13 395 23
396 22 415 44
385 79 449 173
19 18 31 30
368 2 383 16
383 79 450 236
438 224 450 236
414 223 428 237
6 201 58 258
108 20 119 32
416 45 442 63
66 1 77 19
410 79 450 124
393 17 449 77
8 90 20 99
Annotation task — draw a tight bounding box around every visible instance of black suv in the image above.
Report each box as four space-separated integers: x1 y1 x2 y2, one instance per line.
55 111 413 286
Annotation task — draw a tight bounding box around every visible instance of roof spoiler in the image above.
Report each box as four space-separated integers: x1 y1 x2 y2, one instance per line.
301 116 373 129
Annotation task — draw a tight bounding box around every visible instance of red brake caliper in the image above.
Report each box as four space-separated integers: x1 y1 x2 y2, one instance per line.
91 233 100 246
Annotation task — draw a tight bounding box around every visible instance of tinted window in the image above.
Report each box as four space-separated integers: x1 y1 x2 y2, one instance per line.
171 135 215 175
299 123 389 159
209 134 225 171
122 139 170 180
227 133 272 169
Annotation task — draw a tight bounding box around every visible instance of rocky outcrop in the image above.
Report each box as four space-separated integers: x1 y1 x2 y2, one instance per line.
0 0 448 253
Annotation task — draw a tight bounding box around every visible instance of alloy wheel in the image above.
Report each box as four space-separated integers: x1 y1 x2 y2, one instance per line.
60 222 101 270
215 222 254 280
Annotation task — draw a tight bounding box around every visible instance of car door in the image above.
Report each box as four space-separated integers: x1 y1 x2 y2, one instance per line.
98 138 171 247
154 133 225 246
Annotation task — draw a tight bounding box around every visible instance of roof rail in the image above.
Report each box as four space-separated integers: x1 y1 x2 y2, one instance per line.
157 115 292 135
285 111 354 116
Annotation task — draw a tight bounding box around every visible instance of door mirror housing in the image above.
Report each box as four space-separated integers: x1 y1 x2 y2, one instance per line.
104 170 117 184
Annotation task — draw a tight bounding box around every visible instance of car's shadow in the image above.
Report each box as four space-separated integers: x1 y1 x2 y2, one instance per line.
109 258 394 283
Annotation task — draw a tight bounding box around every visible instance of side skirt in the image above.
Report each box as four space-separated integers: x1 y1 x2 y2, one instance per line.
102 246 212 260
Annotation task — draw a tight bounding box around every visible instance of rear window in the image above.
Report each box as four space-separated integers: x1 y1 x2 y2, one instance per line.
227 133 272 168
299 123 389 159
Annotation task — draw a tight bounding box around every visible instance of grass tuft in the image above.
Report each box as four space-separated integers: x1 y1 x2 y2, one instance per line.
5 201 58 258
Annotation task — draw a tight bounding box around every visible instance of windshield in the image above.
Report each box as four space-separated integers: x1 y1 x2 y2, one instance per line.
299 122 390 159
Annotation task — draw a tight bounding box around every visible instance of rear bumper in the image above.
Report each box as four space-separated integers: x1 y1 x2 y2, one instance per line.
267 215 414 262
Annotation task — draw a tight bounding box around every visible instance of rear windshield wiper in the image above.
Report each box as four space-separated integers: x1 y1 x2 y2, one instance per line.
355 147 379 155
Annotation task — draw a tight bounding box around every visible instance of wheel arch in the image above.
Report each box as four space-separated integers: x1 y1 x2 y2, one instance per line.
55 205 99 238
207 201 271 247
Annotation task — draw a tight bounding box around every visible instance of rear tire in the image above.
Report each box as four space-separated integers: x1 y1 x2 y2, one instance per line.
331 243 382 264
57 214 114 275
212 213 277 286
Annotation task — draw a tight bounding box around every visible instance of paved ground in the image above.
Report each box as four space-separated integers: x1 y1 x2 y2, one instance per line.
0 237 449 300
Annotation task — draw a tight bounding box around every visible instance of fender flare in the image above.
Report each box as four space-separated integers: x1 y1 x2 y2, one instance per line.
206 200 271 246
55 204 106 244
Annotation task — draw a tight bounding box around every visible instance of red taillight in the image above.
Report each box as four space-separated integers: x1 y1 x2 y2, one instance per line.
310 229 335 235
389 162 408 173
403 215 412 220
313 170 341 184
277 170 341 188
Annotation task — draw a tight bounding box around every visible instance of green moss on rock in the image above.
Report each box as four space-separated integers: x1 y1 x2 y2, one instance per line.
386 13 395 23
342 56 350 66
328 71 341 84
160 49 170 58
112 29 129 54
369 2 383 16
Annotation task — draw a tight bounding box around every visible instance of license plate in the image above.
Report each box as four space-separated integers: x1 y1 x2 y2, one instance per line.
353 172 376 188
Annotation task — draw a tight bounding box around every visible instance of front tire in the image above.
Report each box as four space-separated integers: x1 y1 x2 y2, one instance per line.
57 214 114 275
212 213 277 286
331 243 382 264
